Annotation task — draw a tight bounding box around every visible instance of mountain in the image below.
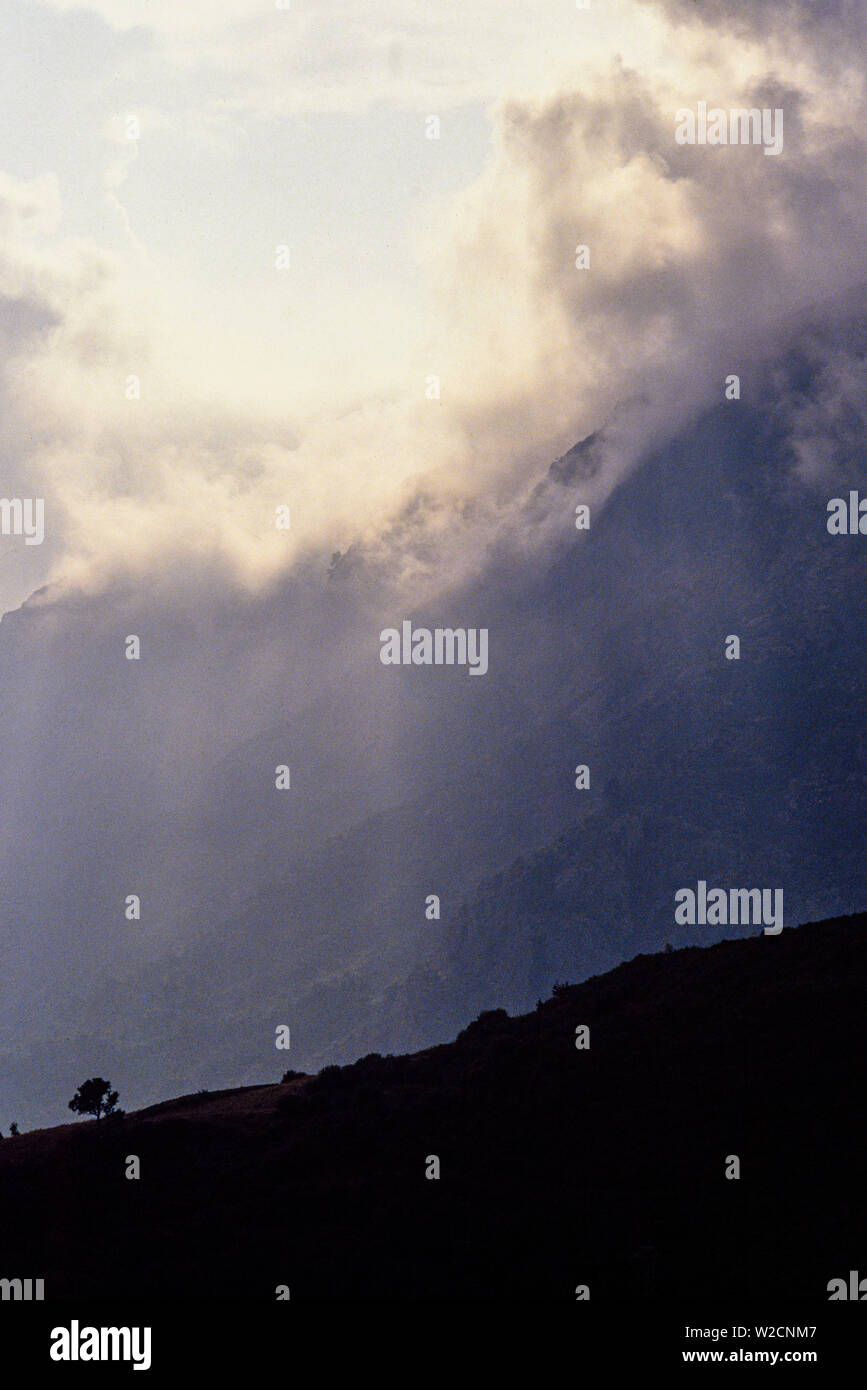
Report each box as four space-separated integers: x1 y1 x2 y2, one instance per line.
1 358 866 1128
1 912 864 1299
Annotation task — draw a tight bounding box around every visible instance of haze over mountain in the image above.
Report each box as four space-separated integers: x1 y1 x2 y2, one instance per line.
1 0 866 1131
2 349 865 1128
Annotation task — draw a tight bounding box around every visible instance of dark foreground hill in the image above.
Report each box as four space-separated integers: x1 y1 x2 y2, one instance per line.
1 912 865 1300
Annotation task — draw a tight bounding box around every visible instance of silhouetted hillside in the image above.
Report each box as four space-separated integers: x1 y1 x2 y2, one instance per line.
1 912 865 1299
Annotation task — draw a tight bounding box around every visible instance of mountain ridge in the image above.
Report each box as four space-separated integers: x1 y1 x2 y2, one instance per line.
1 910 864 1299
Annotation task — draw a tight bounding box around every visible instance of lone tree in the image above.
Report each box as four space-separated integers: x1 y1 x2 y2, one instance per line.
68 1078 120 1124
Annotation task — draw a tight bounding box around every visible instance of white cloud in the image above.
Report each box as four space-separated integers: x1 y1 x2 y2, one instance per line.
3 0 866 612
41 0 655 114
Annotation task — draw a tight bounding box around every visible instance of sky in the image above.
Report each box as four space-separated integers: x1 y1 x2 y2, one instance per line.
1 0 864 615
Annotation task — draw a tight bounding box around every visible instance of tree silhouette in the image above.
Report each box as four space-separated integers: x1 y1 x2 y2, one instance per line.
9 1122 19 1136
68 1078 119 1124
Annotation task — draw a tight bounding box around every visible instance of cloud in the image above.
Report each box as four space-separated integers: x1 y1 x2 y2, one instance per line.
39 0 652 115
769 322 867 486
0 170 62 239
414 44 867 543
3 0 866 616
640 0 867 50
